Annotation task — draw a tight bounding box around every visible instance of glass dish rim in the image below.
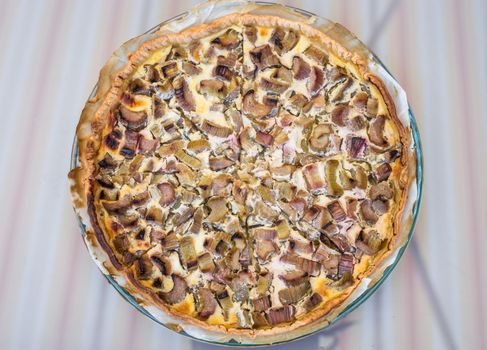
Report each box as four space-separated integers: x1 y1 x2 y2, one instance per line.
69 3 424 347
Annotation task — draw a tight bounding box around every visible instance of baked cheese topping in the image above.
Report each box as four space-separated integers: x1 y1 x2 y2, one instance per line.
92 23 404 329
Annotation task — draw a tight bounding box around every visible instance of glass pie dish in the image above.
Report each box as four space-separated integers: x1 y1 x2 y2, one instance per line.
69 0 423 346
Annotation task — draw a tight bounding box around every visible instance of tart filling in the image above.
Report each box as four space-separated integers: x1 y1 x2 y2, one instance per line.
69 13 413 335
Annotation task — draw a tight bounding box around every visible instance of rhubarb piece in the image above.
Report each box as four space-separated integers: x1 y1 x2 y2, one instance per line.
309 124 332 151
249 45 280 70
198 79 226 98
356 230 384 255
281 254 321 276
201 119 232 137
211 29 240 49
375 163 392 182
292 56 311 80
266 306 295 325
256 240 278 261
278 281 311 305
160 275 188 304
175 149 201 169
325 160 344 196
157 182 176 206
270 28 299 54
151 256 172 275
209 157 234 171
327 201 347 222
304 292 323 311
197 288 217 319
207 196 228 222
279 271 308 286
119 105 148 131
304 45 327 64
173 77 195 112
252 295 271 312
348 137 367 158
360 199 378 224
180 236 198 270
302 163 326 192
242 90 273 118
331 105 349 127
368 115 387 147
307 66 325 95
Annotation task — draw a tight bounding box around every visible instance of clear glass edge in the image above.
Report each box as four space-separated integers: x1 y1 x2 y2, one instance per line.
68 4 424 347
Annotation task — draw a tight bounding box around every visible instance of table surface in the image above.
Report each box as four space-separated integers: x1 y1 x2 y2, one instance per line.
0 0 486 349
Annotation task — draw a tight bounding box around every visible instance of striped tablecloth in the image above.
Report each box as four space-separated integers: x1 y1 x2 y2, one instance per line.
0 0 486 349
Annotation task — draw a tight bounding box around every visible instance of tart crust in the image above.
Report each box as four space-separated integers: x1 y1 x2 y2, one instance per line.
69 12 415 338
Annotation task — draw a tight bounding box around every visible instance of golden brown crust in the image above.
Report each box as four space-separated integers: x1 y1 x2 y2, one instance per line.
69 11 414 338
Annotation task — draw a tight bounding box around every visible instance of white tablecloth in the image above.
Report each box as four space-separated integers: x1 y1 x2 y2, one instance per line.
0 0 486 349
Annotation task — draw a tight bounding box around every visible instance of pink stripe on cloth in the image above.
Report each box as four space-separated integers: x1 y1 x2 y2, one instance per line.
0 0 67 308
396 4 418 349
337 2 351 350
55 228 82 350
83 0 123 349
125 311 140 350
451 0 486 348
373 289 383 350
